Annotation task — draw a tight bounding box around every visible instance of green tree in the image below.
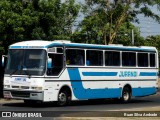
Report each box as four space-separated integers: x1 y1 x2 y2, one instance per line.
145 35 160 67
0 0 80 54
76 0 160 45
145 35 160 52
114 22 145 46
72 11 108 44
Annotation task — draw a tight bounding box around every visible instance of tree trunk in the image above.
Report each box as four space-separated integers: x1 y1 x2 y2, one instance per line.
108 6 128 44
103 30 107 45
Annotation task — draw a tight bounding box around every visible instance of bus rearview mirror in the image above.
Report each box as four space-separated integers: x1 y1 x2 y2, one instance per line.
2 55 7 67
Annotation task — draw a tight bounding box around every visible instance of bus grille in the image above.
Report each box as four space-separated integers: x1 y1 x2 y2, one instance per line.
11 86 30 89
11 91 30 98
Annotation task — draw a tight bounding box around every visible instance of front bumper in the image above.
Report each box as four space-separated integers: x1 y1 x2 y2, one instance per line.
3 89 44 101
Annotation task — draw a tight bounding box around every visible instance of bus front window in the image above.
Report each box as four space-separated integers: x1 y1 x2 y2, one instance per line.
5 49 47 76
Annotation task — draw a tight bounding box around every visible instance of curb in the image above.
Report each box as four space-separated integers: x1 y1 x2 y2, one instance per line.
0 98 23 104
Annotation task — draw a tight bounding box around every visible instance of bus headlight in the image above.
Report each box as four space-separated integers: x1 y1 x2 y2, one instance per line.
4 85 10 88
31 87 43 91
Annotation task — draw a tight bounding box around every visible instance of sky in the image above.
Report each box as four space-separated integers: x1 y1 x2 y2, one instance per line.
134 5 160 38
76 0 160 38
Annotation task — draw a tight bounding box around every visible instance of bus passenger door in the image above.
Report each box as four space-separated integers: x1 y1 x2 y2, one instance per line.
47 53 63 76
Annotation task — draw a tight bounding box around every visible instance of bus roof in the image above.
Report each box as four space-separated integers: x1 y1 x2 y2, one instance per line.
9 40 157 52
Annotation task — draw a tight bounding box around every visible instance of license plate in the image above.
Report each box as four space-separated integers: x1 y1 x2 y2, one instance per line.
15 77 26 82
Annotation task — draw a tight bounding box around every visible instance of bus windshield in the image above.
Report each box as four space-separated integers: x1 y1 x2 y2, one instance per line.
5 49 47 76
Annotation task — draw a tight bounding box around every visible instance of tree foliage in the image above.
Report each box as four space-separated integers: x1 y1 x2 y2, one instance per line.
145 35 160 51
114 22 145 46
74 0 160 45
0 0 160 52
0 0 80 53
145 35 160 67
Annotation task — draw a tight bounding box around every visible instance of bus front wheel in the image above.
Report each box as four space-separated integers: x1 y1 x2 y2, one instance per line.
121 87 131 103
57 91 69 106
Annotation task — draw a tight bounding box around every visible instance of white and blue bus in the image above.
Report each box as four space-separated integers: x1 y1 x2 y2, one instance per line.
3 40 159 106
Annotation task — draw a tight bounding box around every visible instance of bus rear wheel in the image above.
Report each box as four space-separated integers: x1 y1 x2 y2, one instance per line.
121 87 131 103
57 91 69 106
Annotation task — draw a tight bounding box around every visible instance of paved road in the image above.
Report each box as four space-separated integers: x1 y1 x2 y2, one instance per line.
0 89 160 111
0 89 160 119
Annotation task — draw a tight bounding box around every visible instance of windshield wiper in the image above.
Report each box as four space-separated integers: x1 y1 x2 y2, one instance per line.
10 65 31 78
10 64 22 77
10 69 19 77
22 66 31 78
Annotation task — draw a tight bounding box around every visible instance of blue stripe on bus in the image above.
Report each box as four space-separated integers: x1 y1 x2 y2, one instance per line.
10 43 156 52
67 68 121 99
45 43 156 52
82 72 118 76
10 46 45 49
132 87 157 97
139 72 157 76
82 72 157 77
10 46 25 49
67 68 157 99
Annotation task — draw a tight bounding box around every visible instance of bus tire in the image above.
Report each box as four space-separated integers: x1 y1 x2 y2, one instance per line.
121 87 131 103
57 91 69 106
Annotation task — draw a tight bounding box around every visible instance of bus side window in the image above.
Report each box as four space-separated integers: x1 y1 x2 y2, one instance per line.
86 50 103 66
138 53 148 67
105 51 120 66
86 60 90 65
150 53 155 67
66 49 85 66
122 52 136 67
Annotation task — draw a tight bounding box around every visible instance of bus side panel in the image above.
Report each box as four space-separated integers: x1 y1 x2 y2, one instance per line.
67 67 157 100
43 67 157 101
43 69 72 101
67 68 122 99
132 87 157 97
43 84 58 101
